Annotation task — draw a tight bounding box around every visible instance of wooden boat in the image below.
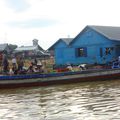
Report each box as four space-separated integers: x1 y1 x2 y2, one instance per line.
0 68 120 89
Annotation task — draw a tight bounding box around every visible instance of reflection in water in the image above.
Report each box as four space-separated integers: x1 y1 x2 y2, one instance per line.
0 80 120 119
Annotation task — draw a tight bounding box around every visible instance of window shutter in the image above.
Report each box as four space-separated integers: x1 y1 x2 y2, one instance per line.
84 47 87 57
100 48 103 57
75 48 78 57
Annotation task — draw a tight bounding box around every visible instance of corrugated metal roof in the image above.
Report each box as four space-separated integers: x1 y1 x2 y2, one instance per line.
15 45 49 56
48 38 73 50
15 46 38 51
62 38 73 45
89 25 120 41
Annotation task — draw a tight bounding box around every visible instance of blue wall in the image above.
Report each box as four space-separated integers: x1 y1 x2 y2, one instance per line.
54 27 120 65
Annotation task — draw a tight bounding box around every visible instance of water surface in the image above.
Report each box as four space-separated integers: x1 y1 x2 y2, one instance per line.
0 80 120 120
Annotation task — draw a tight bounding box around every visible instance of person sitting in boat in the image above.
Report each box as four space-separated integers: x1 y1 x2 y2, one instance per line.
27 62 34 73
78 64 86 70
11 66 18 75
33 66 39 73
9 66 21 75
67 64 74 72
36 60 43 72
9 67 14 75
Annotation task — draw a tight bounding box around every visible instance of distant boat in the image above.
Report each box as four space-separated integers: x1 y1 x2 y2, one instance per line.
0 68 120 89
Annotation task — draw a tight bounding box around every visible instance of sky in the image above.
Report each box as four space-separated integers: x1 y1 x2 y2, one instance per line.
0 0 120 50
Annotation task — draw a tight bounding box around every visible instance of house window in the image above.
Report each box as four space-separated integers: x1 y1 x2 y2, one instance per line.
100 48 103 57
76 47 87 57
105 47 113 55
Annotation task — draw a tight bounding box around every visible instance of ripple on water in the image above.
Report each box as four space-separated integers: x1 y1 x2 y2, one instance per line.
0 80 120 119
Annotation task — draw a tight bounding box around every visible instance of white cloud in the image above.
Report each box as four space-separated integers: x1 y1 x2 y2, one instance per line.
5 0 30 12
0 0 120 49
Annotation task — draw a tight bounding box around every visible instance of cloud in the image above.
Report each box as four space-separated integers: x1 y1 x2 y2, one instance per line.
7 18 59 28
5 0 30 12
1 0 120 50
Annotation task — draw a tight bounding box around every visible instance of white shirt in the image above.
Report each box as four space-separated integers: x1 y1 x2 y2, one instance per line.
12 58 17 64
37 60 42 66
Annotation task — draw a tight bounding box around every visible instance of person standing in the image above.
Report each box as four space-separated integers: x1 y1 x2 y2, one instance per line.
2 54 9 74
17 57 24 72
33 58 37 65
12 56 17 70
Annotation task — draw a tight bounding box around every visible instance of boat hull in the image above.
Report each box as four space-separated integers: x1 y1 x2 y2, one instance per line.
0 68 120 89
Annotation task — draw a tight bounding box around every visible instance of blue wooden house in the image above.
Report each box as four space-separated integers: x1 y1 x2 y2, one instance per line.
48 38 73 64
49 25 120 65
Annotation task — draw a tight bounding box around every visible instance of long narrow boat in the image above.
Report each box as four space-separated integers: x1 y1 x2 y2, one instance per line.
0 68 120 89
